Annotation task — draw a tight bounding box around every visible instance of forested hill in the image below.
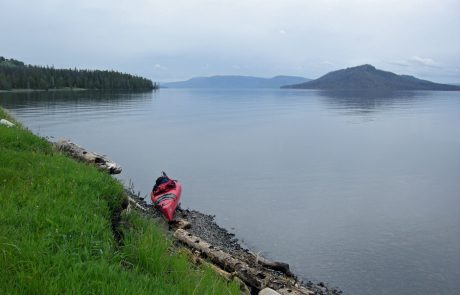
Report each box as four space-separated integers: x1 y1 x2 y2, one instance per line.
282 64 460 91
0 57 156 90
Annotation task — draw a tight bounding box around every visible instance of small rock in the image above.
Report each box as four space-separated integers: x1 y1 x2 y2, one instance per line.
259 288 282 295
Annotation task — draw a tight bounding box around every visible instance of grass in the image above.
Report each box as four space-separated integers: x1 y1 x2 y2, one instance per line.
0 107 239 295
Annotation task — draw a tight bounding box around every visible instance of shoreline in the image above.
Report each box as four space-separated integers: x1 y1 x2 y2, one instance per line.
0 87 158 93
0 87 87 93
125 185 343 295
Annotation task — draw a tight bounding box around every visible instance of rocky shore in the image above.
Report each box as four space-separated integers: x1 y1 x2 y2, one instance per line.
53 138 342 294
125 187 343 295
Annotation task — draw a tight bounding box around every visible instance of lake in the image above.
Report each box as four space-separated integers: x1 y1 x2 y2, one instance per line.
1 89 459 294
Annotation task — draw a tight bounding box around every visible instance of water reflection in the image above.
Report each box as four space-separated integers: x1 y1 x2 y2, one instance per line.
0 90 156 137
0 90 154 109
317 90 429 115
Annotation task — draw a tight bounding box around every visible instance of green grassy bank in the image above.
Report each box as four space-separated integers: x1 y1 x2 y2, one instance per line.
0 108 239 294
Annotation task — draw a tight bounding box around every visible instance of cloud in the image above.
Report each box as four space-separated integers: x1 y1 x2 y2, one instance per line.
389 56 441 68
409 56 440 67
1 0 458 82
154 64 168 70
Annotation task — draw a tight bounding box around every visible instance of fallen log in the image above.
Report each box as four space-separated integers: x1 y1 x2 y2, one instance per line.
185 249 251 295
174 228 270 290
278 287 315 295
173 229 312 294
259 288 282 295
0 118 15 128
171 219 191 230
54 139 122 174
128 196 147 211
250 251 294 277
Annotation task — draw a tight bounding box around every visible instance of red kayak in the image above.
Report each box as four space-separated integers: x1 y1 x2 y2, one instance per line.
150 172 182 222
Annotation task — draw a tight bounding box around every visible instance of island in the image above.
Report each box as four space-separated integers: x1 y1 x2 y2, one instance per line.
163 75 310 89
281 64 460 91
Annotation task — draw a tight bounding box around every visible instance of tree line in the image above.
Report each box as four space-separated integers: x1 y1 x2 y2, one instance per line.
0 57 158 90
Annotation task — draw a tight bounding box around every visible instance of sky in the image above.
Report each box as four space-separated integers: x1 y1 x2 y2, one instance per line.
1 0 459 83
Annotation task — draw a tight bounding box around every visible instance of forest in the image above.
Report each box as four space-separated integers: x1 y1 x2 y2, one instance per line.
0 57 157 90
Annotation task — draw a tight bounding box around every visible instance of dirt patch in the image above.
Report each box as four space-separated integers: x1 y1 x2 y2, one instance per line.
111 196 129 246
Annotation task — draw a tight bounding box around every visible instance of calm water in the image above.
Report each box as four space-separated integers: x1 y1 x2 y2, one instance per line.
1 89 459 294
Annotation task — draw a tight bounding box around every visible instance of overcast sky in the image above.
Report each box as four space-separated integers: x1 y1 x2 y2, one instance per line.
1 0 459 83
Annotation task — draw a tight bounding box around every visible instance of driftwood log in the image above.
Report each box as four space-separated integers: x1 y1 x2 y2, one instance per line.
0 118 15 127
174 228 270 289
174 229 313 294
54 139 122 174
184 249 251 295
128 197 147 212
249 251 294 277
170 216 293 277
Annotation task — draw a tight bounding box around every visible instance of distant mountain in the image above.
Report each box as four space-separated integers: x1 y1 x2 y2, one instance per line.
163 75 310 88
282 65 460 91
